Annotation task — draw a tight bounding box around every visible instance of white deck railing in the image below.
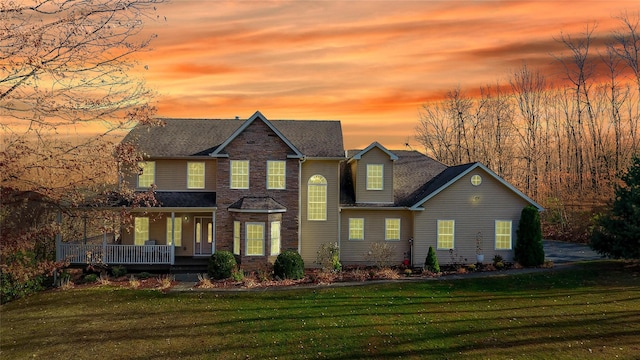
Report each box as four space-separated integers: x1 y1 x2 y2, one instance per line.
57 243 174 265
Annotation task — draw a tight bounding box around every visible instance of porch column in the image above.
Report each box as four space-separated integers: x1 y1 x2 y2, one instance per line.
212 210 216 254
55 211 62 262
170 212 175 265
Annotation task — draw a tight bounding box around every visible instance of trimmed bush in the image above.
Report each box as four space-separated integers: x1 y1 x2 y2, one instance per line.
273 250 305 280
111 265 127 278
515 205 545 267
208 251 237 280
424 246 440 273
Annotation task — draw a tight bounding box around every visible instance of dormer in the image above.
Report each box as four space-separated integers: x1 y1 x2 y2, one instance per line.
347 142 398 204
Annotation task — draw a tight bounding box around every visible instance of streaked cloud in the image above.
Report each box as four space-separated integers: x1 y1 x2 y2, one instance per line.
138 0 639 149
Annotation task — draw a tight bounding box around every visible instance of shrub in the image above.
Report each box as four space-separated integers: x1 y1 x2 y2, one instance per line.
515 205 545 267
0 271 45 304
273 250 305 280
111 265 127 278
231 269 245 282
424 246 440 273
366 242 396 268
316 242 342 272
208 251 237 280
84 274 98 283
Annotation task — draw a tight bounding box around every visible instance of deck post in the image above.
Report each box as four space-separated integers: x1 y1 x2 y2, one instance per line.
102 233 107 263
56 210 62 265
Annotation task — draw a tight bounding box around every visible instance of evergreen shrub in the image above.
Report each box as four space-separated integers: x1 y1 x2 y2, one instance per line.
274 250 305 280
424 246 440 273
208 251 237 280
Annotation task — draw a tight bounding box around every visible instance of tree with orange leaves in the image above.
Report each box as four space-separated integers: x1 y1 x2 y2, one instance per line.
0 0 165 302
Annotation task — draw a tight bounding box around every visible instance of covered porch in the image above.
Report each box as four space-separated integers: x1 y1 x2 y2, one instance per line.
56 192 217 267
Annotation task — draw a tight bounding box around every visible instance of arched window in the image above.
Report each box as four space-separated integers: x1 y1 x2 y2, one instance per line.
308 175 327 221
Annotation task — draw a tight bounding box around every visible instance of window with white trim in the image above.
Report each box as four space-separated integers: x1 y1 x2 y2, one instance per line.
349 218 364 240
385 218 401 241
267 161 286 189
437 220 455 249
366 164 383 190
187 162 205 189
270 221 281 256
308 175 327 221
230 160 249 189
137 161 155 188
233 221 241 255
134 217 149 246
495 220 513 250
166 217 182 246
246 223 264 256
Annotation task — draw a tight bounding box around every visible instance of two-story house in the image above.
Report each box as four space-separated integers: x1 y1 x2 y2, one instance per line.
57 111 542 270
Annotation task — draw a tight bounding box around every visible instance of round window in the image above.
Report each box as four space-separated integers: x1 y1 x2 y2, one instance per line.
471 174 482 186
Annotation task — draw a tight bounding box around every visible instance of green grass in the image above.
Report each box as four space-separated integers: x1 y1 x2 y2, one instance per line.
1 261 639 359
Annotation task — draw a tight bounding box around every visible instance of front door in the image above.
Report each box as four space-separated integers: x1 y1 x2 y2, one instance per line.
194 217 214 256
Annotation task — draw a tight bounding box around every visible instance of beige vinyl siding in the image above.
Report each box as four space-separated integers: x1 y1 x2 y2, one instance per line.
340 209 412 266
412 169 530 266
125 159 217 191
354 147 394 204
299 159 341 266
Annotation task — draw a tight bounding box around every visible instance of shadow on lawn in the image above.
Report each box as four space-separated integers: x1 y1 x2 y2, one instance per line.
2 261 639 359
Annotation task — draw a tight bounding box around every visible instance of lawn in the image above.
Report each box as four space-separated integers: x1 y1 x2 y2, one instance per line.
1 261 639 360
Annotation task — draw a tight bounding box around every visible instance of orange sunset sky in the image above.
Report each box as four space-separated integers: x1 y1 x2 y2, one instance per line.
139 0 640 149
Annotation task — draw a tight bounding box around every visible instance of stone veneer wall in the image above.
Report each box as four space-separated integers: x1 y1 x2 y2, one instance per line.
214 119 300 271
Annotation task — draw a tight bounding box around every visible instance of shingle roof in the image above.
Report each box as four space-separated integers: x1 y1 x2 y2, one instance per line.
155 192 217 208
123 117 344 158
392 150 448 206
340 149 448 207
228 196 287 212
401 163 476 207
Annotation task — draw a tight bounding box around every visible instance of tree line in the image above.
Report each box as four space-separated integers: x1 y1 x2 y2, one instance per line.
415 14 640 212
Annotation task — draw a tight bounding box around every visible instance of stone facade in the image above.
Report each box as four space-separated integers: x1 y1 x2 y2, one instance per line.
214 119 300 270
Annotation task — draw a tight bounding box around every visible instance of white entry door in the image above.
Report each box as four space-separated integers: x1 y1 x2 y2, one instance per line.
194 217 214 256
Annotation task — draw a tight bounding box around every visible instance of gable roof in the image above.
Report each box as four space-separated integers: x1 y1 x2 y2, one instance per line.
348 141 398 162
409 162 543 211
210 111 303 158
123 112 344 158
340 149 448 206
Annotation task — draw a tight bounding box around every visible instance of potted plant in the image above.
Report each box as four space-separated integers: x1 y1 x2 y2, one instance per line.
475 232 484 263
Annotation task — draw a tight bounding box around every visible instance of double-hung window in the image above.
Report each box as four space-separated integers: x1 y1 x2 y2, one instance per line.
246 223 265 256
187 162 205 189
385 218 401 241
137 161 155 188
495 220 513 250
349 218 364 240
366 164 383 190
437 220 455 249
267 161 286 189
230 160 249 189
270 221 281 256
233 221 241 255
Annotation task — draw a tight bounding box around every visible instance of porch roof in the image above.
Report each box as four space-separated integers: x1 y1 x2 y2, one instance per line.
154 192 217 208
228 196 287 213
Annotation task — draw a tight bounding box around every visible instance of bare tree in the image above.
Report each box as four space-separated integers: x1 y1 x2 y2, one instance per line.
510 64 546 197
0 0 164 300
555 25 597 194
